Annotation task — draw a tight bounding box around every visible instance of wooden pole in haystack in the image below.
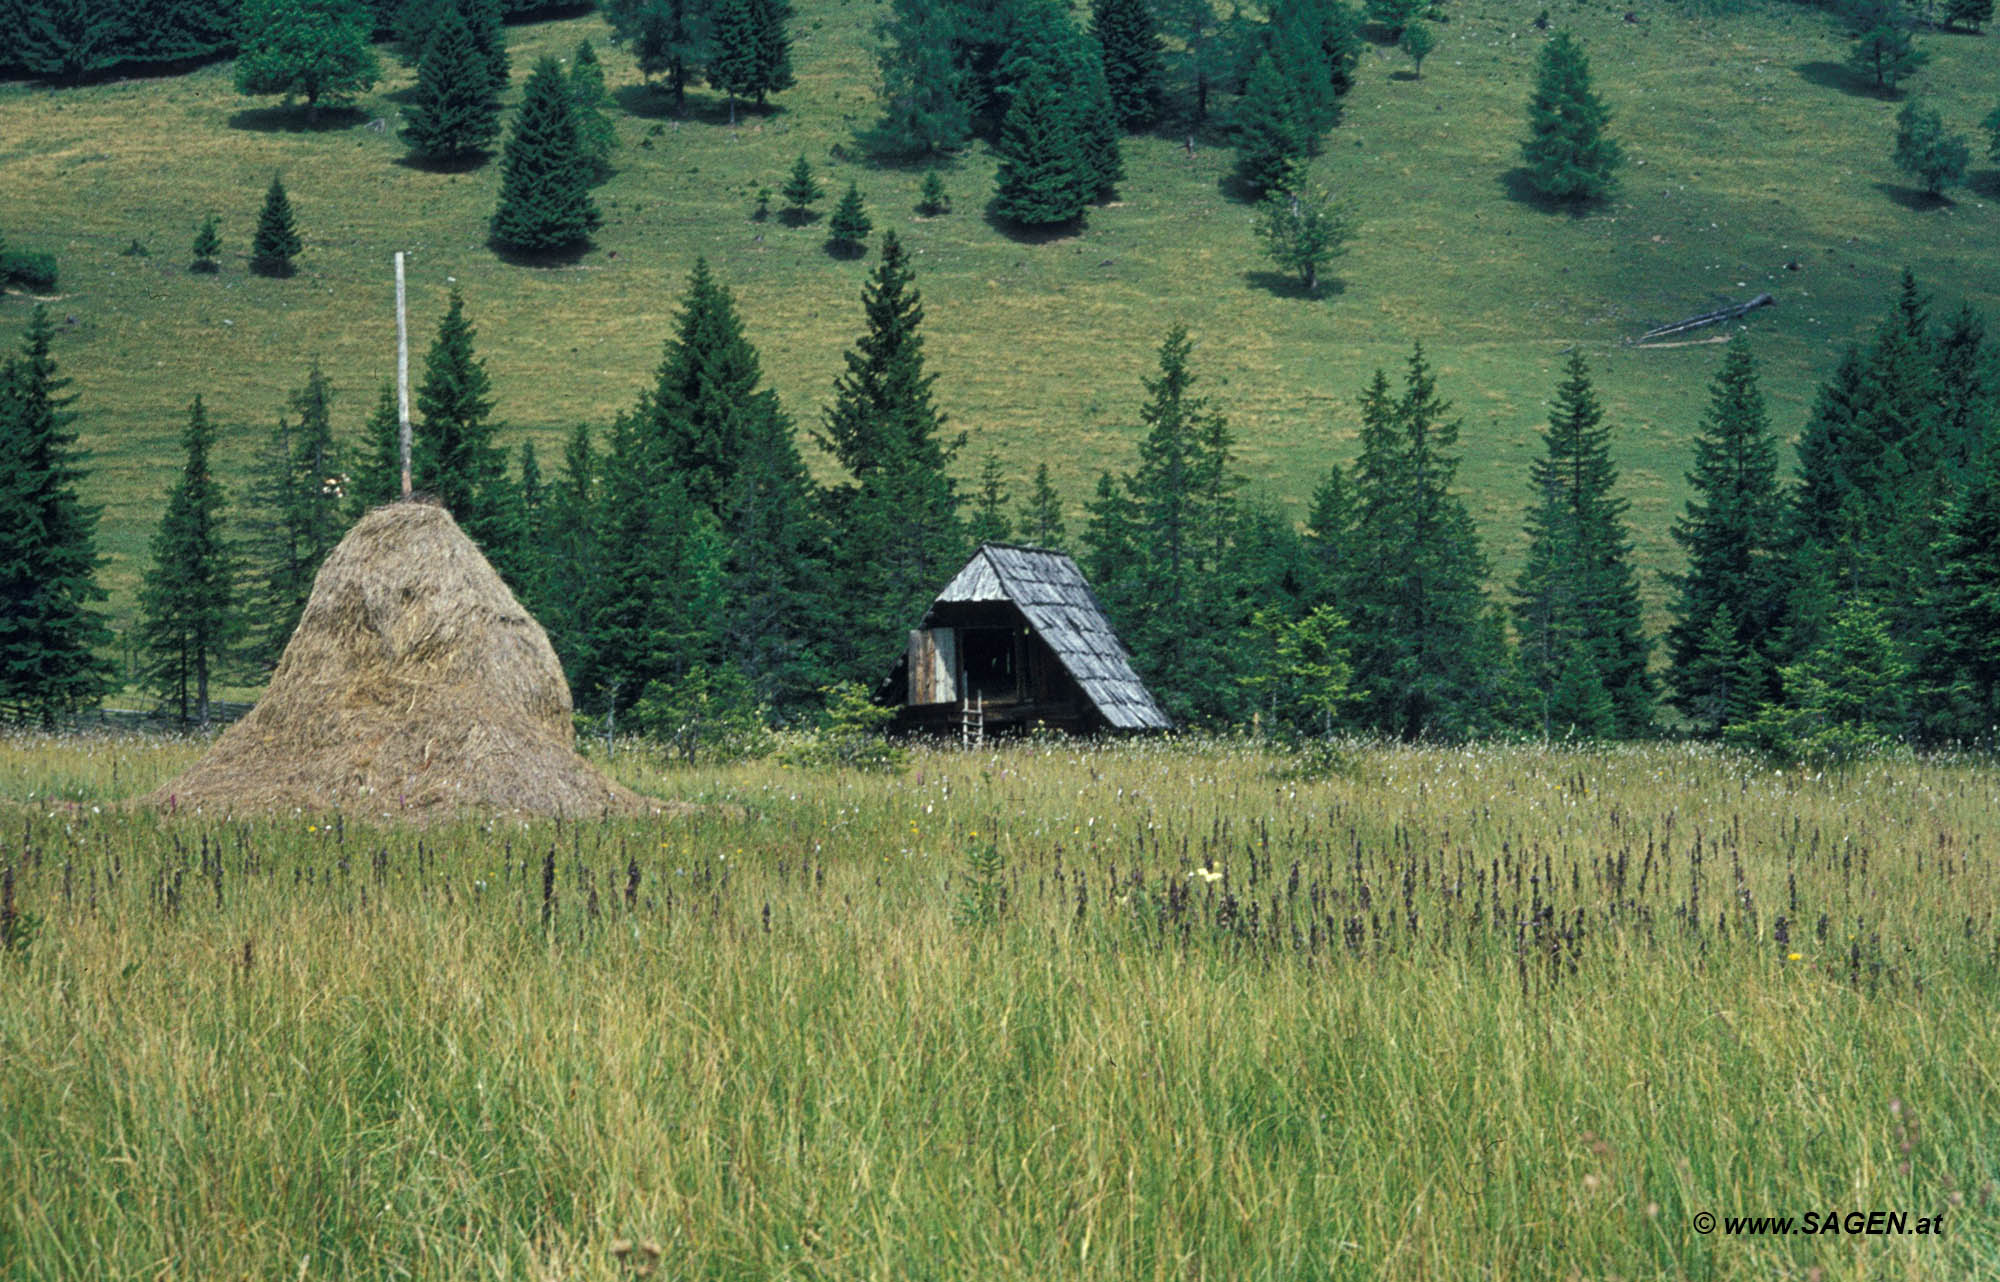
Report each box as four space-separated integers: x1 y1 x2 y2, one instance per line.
395 251 412 499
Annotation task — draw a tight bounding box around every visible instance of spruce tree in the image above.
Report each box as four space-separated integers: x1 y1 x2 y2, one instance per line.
1092 0 1163 129
1666 340 1787 732
0 307 112 724
569 41 617 184
1733 598 1910 763
402 4 502 166
1510 351 1652 738
780 154 823 223
1520 31 1620 206
993 62 1090 227
243 362 347 669
1344 345 1510 740
1087 325 1243 723
411 290 513 573
719 376 829 719
918 170 950 216
868 0 972 158
602 0 709 111
1918 437 2000 744
348 381 404 516
1944 0 1992 31
1235 53 1313 197
250 173 301 276
827 182 872 258
709 0 793 118
969 452 1014 545
531 423 598 671
1936 304 1992 475
137 396 240 726
490 55 600 255
1302 460 1357 610
1020 461 1066 547
637 258 783 515
816 231 965 683
190 214 221 273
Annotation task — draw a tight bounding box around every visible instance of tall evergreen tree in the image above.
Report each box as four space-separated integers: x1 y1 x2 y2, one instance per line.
992 62 1091 227
530 423 599 671
1344 345 1510 740
816 231 965 683
569 40 617 184
490 55 600 255
968 452 1014 545
639 258 784 516
402 4 502 165
1086 325 1243 723
347 381 404 515
1918 435 2000 744
867 0 973 158
709 0 792 117
1235 53 1313 196
11 0 126 85
1666 340 1787 734
136 396 240 727
0 307 112 724
1511 351 1652 737
243 362 348 669
411 290 516 577
1520 31 1620 206
1091 0 1163 129
250 173 301 276
1020 461 1067 547
719 381 829 719
602 0 709 110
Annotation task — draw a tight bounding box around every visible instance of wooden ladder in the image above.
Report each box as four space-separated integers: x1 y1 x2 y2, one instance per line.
960 694 985 749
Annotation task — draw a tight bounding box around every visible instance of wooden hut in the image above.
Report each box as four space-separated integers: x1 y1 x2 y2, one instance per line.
880 544 1170 736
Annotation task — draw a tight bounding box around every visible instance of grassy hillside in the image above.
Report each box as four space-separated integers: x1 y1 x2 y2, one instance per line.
2 0 1997 638
3 733 1999 1278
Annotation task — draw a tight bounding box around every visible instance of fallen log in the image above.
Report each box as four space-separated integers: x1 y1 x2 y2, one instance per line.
1635 292 1774 344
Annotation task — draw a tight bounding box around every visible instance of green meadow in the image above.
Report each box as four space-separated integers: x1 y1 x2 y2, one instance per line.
2 0 1997 635
2 733 1997 1278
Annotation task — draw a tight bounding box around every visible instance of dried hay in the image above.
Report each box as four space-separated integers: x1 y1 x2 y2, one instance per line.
147 501 661 820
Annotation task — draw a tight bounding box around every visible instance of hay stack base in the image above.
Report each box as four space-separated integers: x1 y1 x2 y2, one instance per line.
149 502 657 819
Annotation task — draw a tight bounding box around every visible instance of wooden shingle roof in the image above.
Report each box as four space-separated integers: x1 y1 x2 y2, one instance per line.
926 544 1170 731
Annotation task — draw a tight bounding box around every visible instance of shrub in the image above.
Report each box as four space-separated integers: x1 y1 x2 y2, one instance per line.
2 250 59 293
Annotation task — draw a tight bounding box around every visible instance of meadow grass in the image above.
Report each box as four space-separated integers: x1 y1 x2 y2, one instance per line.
1 1 1997 636
2 732 1996 1278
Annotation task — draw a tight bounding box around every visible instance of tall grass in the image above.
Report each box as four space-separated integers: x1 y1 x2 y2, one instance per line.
2 732 1996 1278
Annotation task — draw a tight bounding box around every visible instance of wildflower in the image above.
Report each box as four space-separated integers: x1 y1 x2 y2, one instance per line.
1191 866 1223 885
1787 952 1802 961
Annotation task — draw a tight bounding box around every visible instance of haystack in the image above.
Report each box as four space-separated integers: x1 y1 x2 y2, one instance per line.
148 501 655 819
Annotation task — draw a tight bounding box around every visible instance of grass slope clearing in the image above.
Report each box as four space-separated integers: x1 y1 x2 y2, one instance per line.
1 733 1997 1277
1 0 1996 636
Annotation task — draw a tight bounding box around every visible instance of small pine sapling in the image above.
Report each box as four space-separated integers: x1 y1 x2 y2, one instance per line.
250 174 301 276
917 169 949 216
827 182 872 257
781 155 823 225
752 187 772 221
191 215 222 273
